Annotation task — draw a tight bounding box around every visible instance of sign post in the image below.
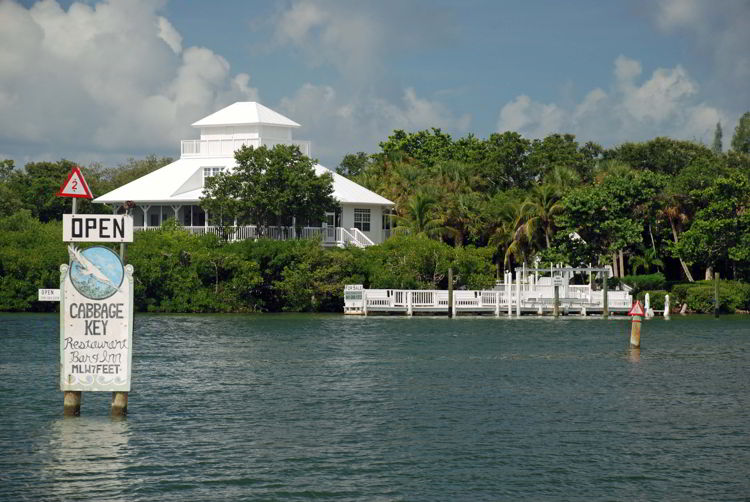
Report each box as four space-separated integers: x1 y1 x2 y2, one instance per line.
628 300 645 348
57 167 135 417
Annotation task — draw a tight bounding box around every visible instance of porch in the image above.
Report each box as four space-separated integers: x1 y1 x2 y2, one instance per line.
135 224 375 247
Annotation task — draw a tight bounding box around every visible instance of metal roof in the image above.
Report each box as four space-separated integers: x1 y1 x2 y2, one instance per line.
192 102 300 128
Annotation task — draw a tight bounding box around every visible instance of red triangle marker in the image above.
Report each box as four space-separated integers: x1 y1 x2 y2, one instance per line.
57 166 93 199
628 300 645 316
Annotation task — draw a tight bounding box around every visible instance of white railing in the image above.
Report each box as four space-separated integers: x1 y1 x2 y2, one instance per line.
135 224 375 247
347 287 633 315
350 228 375 247
181 138 311 158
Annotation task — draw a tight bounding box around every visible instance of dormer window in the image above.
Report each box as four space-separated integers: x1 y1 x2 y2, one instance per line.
203 167 224 183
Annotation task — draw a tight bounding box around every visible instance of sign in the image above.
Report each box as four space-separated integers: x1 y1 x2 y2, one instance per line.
60 245 133 392
628 300 645 316
553 275 563 286
57 166 93 199
63 214 133 242
38 289 60 301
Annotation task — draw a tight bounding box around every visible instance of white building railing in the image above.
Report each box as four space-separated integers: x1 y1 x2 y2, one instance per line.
136 224 373 247
181 139 312 158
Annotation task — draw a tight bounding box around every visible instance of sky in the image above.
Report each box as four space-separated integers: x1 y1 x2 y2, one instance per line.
1 0 748 169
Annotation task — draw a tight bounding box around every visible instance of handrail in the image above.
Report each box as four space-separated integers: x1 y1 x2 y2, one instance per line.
349 227 375 247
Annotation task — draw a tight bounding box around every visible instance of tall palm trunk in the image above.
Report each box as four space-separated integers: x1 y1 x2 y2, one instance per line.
668 215 694 282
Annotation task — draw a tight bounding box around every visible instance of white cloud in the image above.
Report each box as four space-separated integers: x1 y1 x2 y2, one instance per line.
272 0 455 81
0 0 257 162
157 16 182 54
280 84 471 166
496 55 729 146
650 0 750 111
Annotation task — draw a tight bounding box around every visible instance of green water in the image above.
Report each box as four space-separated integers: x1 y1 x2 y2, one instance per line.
1 313 748 501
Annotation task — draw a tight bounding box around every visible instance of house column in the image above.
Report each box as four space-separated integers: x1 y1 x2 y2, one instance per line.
140 205 151 228
171 205 182 225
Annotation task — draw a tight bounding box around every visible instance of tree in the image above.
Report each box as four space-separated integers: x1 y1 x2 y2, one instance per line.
393 191 448 240
677 174 750 274
477 131 532 192
731 111 750 154
336 152 370 178
604 137 714 176
520 184 564 249
712 122 723 154
200 144 337 237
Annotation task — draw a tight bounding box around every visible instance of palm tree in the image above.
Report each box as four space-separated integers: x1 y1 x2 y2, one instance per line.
394 191 451 240
629 247 665 275
520 184 564 249
662 195 695 282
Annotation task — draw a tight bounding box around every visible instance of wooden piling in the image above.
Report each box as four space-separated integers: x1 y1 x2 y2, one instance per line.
63 391 82 416
111 391 128 416
553 285 560 318
630 315 641 348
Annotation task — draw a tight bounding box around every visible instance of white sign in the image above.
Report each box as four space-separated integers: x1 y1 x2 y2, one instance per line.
38 289 60 301
553 275 563 286
60 246 133 392
63 214 133 242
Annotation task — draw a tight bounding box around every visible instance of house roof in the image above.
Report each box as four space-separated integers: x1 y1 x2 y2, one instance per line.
93 158 394 206
192 102 300 128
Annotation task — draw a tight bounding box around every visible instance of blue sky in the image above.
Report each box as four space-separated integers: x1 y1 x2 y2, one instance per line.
1 0 748 168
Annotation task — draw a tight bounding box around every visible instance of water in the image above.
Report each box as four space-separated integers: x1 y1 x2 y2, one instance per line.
1 313 748 501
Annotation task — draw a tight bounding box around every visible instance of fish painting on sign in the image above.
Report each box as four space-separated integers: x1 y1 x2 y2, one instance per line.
67 245 124 300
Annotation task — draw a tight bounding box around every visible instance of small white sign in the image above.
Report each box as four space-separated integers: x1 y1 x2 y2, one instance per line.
38 289 60 301
553 275 563 286
63 214 133 242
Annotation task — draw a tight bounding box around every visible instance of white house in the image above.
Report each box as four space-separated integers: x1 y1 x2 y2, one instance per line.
94 102 395 247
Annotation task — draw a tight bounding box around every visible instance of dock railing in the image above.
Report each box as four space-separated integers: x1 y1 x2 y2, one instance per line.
345 285 633 316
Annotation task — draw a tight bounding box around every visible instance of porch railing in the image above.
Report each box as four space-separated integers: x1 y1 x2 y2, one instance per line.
136 224 373 247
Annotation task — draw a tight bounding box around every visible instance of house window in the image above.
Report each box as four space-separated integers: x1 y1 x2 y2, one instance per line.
354 208 370 232
203 167 224 183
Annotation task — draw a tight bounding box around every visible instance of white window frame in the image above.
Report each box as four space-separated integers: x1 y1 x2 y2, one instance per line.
202 167 225 184
354 208 371 232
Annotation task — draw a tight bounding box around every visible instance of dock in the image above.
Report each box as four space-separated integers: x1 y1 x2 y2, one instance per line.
344 265 634 317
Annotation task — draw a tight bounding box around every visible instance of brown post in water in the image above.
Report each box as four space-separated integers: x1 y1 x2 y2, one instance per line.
448 267 454 318
63 391 82 416
630 315 641 348
553 284 560 318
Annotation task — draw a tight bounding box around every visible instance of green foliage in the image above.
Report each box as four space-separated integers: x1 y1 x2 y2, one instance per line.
669 280 750 313
127 222 262 312
604 137 714 176
0 211 66 311
201 144 337 236
712 122 723 154
621 273 666 294
336 152 371 178
636 290 667 311
731 111 750 154
677 174 750 267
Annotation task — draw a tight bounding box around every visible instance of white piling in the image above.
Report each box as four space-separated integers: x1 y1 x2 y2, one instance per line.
516 271 521 317
507 272 512 317
645 293 654 318
664 294 671 320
